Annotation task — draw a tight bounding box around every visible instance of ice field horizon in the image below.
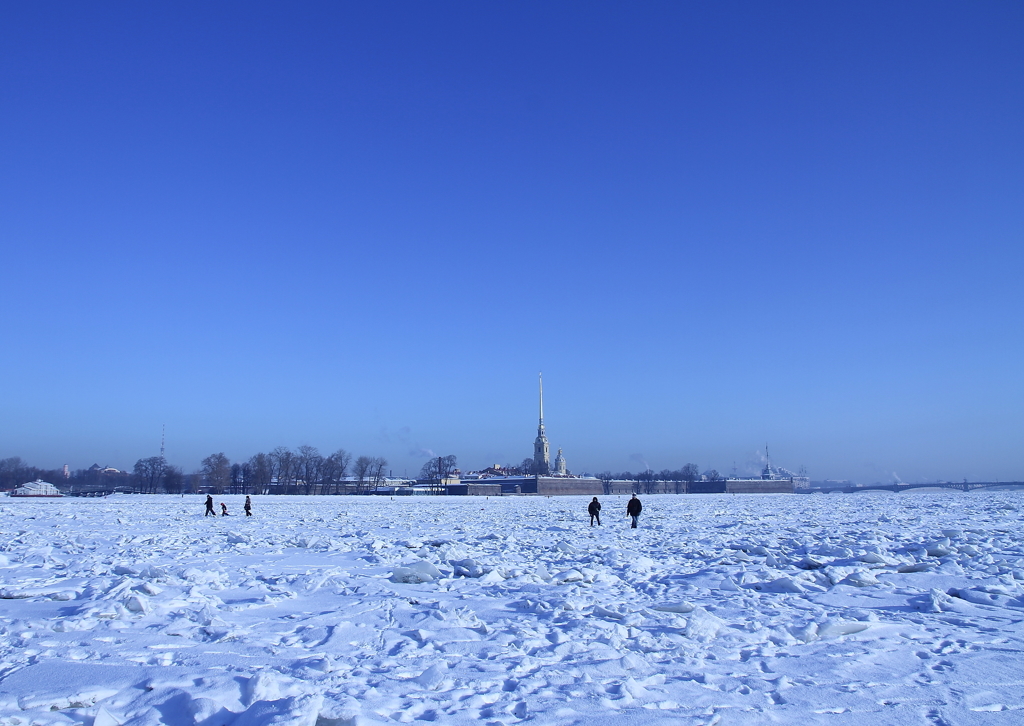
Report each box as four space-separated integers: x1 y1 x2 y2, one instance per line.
1 491 1023 725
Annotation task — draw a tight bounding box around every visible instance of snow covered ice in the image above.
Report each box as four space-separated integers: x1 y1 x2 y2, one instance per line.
2 492 1024 725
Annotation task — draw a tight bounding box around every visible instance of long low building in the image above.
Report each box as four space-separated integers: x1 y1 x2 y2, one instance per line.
689 478 795 494
446 476 794 496
449 476 604 496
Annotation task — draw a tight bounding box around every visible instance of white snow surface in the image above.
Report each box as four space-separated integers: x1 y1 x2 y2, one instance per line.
1 492 1023 725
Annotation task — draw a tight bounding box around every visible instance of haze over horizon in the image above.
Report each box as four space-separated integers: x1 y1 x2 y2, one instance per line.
2 3 1022 483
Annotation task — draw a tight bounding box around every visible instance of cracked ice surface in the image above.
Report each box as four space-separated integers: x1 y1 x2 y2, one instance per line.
1 492 1024 725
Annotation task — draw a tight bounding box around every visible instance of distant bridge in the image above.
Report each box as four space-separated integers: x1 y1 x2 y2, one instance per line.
806 481 1024 494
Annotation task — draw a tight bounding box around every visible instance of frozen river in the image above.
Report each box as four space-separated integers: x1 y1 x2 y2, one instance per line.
1 492 1022 725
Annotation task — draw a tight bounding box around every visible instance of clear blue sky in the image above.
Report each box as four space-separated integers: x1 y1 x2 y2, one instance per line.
2 2 1022 483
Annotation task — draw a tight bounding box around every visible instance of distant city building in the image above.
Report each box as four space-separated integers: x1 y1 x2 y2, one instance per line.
11 480 63 497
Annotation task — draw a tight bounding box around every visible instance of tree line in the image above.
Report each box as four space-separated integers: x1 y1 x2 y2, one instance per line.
134 446 391 495
4 453 732 496
594 464 716 494
0 448 394 495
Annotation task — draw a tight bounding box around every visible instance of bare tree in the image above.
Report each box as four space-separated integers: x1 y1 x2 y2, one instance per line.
681 463 700 482
0 457 28 491
297 445 324 495
271 447 295 495
679 463 700 494
133 456 167 493
230 463 244 494
247 453 273 495
353 456 372 494
163 465 183 495
419 455 457 495
321 448 352 495
202 453 231 494
369 457 388 491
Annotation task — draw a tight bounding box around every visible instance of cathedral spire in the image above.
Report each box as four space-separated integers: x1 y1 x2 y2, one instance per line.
538 372 545 432
533 372 550 475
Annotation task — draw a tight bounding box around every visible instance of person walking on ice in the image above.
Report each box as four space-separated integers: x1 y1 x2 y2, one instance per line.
588 497 602 526
204 495 215 517
627 493 642 528
244 496 252 517
220 502 229 516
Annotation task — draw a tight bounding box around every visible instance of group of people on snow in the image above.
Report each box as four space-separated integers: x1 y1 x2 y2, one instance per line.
202 493 643 527
204 494 253 517
589 494 643 528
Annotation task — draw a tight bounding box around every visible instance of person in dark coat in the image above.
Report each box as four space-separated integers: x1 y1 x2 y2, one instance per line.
627 494 642 528
244 496 252 517
588 497 602 526
204 495 215 517
220 502 229 516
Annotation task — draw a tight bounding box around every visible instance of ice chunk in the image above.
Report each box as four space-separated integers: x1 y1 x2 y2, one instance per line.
633 556 656 571
244 671 286 705
124 594 149 613
94 707 121 726
917 589 954 612
651 601 695 614
926 539 952 557
233 694 324 726
839 570 879 587
390 560 443 584
415 663 447 689
951 587 1018 608
684 607 725 641
897 562 934 573
295 655 335 673
593 605 626 620
553 569 584 583
754 577 806 594
791 622 819 643
817 619 870 639
813 545 853 558
797 556 827 570
451 558 485 578
140 564 168 580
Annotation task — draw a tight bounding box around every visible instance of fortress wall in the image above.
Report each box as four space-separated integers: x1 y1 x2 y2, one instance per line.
688 481 728 494
726 480 795 494
535 477 605 496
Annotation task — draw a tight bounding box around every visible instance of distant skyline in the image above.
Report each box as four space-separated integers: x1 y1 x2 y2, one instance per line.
2 3 1022 483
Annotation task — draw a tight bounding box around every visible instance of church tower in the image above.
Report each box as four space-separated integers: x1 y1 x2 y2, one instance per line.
554 448 567 476
761 444 774 480
533 373 550 475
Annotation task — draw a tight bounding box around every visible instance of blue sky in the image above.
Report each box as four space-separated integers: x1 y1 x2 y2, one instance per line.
2 2 1022 483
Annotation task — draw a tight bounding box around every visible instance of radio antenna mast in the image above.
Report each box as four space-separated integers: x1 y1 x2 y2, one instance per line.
160 424 166 460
